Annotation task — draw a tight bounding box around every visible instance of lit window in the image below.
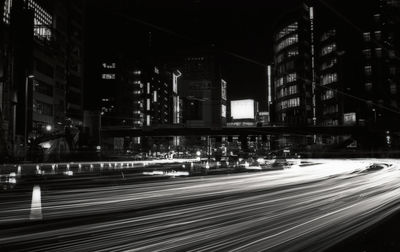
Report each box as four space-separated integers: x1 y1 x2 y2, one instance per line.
373 14 380 23
374 31 382 41
153 91 157 102
278 97 300 110
146 115 150 126
321 73 338 85
102 63 116 69
278 85 298 99
275 34 298 52
363 49 371 59
133 70 141 75
27 0 53 40
363 32 371 42
275 22 298 41
287 73 297 83
2 0 11 24
101 74 115 79
287 49 299 57
375 48 382 58
364 65 372 76
147 83 150 94
321 90 335 100
146 99 150 110
365 82 373 91
275 77 284 88
321 43 336 56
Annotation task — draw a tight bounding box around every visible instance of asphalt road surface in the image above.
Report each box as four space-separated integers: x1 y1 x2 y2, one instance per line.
1 159 400 251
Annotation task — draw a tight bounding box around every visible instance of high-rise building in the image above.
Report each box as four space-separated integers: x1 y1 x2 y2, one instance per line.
272 3 314 126
314 4 364 127
361 0 400 127
272 1 368 129
126 64 181 128
0 0 85 158
179 53 227 128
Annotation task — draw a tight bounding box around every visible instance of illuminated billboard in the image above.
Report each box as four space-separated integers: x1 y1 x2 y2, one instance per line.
231 99 255 119
221 104 226 118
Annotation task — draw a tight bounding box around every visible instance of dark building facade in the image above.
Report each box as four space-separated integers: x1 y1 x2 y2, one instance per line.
179 53 227 128
0 0 85 159
314 5 364 127
361 0 400 128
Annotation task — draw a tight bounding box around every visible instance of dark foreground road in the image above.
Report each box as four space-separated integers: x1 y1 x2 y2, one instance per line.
1 159 400 251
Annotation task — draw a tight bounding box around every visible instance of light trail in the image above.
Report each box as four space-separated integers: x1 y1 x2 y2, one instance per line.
0 159 400 251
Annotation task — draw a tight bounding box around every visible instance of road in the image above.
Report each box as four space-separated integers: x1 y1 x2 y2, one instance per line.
1 159 400 251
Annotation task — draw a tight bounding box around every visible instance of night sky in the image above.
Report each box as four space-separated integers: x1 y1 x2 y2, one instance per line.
85 0 374 110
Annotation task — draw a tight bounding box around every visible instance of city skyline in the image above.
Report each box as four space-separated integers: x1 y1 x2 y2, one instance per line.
85 0 377 107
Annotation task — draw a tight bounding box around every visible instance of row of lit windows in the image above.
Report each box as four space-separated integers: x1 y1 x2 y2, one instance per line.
275 73 297 88
275 22 298 41
3 1 53 39
364 65 372 76
275 48 298 64
278 97 300 110
321 73 338 85
27 0 53 40
363 31 382 42
321 43 336 56
101 74 115 80
363 48 383 59
2 0 11 24
102 63 116 69
321 90 335 101
277 85 298 99
275 34 298 52
276 61 295 75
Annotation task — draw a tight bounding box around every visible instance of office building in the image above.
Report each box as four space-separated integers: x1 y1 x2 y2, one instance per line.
0 0 85 158
179 53 227 128
361 0 400 127
272 3 314 126
314 4 364 127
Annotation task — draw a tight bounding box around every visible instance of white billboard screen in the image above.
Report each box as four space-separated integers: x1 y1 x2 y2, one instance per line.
231 99 255 119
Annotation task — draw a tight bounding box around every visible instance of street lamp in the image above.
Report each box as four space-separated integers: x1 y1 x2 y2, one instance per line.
372 108 376 124
45 124 52 132
24 74 35 160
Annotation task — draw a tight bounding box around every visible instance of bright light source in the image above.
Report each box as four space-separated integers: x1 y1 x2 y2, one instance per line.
64 170 73 176
231 99 255 119
96 145 101 150
196 151 201 156
40 142 51 149
45 125 52 131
